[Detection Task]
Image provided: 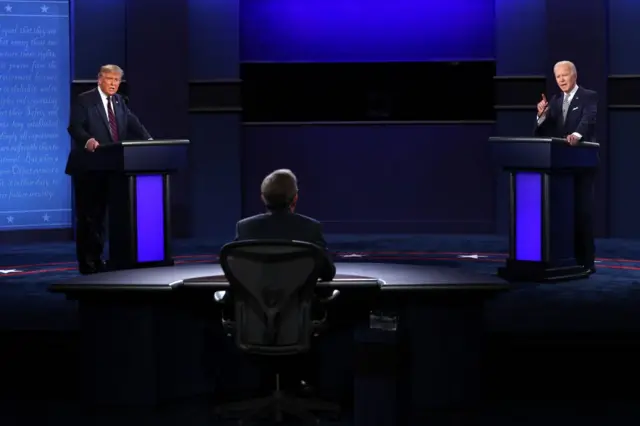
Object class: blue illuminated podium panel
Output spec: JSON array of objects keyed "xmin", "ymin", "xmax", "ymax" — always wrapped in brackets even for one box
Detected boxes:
[
  {"xmin": 92, "ymin": 140, "xmax": 189, "ymax": 270},
  {"xmin": 490, "ymin": 137, "xmax": 599, "ymax": 282}
]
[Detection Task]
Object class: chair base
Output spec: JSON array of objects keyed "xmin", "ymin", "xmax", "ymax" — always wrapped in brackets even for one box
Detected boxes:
[{"xmin": 216, "ymin": 390, "xmax": 340, "ymax": 425}]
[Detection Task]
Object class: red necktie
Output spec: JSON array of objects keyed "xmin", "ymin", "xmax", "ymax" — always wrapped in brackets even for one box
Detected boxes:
[{"xmin": 107, "ymin": 96, "xmax": 119, "ymax": 142}]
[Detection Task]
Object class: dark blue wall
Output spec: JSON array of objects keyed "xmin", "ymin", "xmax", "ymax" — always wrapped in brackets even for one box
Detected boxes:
[
  {"xmin": 71, "ymin": 0, "xmax": 640, "ymax": 239},
  {"xmin": 608, "ymin": 0, "xmax": 640, "ymax": 238},
  {"xmin": 242, "ymin": 124, "xmax": 495, "ymax": 233},
  {"xmin": 487, "ymin": 0, "xmax": 546, "ymax": 235},
  {"xmin": 186, "ymin": 0, "xmax": 241, "ymax": 242}
]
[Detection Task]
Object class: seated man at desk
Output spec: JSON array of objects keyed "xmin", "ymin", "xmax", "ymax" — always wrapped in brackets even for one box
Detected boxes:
[
  {"xmin": 235, "ymin": 168, "xmax": 336, "ymax": 281},
  {"xmin": 230, "ymin": 168, "xmax": 336, "ymax": 395}
]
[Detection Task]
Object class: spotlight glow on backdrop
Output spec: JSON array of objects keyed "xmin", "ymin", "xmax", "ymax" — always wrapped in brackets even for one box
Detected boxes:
[{"xmin": 241, "ymin": 0, "xmax": 495, "ymax": 62}]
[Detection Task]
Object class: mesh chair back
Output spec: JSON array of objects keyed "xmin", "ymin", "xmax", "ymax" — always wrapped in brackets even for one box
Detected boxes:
[{"xmin": 220, "ymin": 240, "xmax": 325, "ymax": 355}]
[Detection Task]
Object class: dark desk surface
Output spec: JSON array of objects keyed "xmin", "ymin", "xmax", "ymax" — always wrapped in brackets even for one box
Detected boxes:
[
  {"xmin": 183, "ymin": 270, "xmax": 380, "ymax": 289},
  {"xmin": 49, "ymin": 264, "xmax": 215, "ymax": 292},
  {"xmin": 49, "ymin": 262, "xmax": 509, "ymax": 294},
  {"xmin": 183, "ymin": 263, "xmax": 508, "ymax": 291}
]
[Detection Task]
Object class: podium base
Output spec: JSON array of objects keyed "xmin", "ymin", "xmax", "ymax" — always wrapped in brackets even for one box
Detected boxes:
[
  {"xmin": 498, "ymin": 261, "xmax": 590, "ymax": 282},
  {"xmin": 106, "ymin": 259, "xmax": 175, "ymax": 272}
]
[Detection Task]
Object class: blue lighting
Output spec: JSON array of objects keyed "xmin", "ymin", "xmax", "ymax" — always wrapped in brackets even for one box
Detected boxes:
[
  {"xmin": 135, "ymin": 175, "xmax": 165, "ymax": 263},
  {"xmin": 241, "ymin": 0, "xmax": 495, "ymax": 62},
  {"xmin": 515, "ymin": 172, "xmax": 542, "ymax": 262}
]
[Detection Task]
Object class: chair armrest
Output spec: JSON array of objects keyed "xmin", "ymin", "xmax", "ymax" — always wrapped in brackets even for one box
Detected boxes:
[
  {"xmin": 312, "ymin": 290, "xmax": 338, "ymax": 334},
  {"xmin": 214, "ymin": 291, "xmax": 234, "ymax": 335},
  {"xmin": 312, "ymin": 309, "xmax": 328, "ymax": 332},
  {"xmin": 317, "ymin": 289, "xmax": 340, "ymax": 304},
  {"xmin": 214, "ymin": 290, "xmax": 227, "ymax": 303}
]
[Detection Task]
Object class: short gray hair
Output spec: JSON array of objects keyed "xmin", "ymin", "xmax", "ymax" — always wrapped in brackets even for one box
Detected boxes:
[
  {"xmin": 98, "ymin": 64, "xmax": 124, "ymax": 78},
  {"xmin": 553, "ymin": 60, "xmax": 577, "ymax": 76},
  {"xmin": 261, "ymin": 169, "xmax": 298, "ymax": 209}
]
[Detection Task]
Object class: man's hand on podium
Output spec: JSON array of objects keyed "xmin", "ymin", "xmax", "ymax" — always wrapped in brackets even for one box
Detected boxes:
[
  {"xmin": 566, "ymin": 134, "xmax": 580, "ymax": 145},
  {"xmin": 85, "ymin": 138, "xmax": 100, "ymax": 152}
]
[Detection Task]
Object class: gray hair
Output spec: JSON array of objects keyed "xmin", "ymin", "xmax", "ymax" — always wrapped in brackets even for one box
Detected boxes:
[
  {"xmin": 261, "ymin": 169, "xmax": 298, "ymax": 209},
  {"xmin": 553, "ymin": 60, "xmax": 577, "ymax": 76},
  {"xmin": 98, "ymin": 64, "xmax": 124, "ymax": 78}
]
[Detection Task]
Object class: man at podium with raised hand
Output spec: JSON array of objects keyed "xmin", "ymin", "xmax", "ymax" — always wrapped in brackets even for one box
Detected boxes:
[
  {"xmin": 66, "ymin": 64, "xmax": 152, "ymax": 275},
  {"xmin": 534, "ymin": 60, "xmax": 598, "ymax": 274}
]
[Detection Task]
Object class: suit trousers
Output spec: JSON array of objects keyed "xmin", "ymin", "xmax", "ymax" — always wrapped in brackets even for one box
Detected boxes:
[
  {"xmin": 574, "ymin": 171, "xmax": 596, "ymax": 268},
  {"xmin": 73, "ymin": 173, "xmax": 109, "ymax": 267}
]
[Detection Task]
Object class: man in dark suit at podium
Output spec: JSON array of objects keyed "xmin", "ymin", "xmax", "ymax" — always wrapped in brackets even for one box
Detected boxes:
[
  {"xmin": 66, "ymin": 64, "xmax": 152, "ymax": 275},
  {"xmin": 534, "ymin": 60, "xmax": 598, "ymax": 273},
  {"xmin": 235, "ymin": 168, "xmax": 336, "ymax": 281}
]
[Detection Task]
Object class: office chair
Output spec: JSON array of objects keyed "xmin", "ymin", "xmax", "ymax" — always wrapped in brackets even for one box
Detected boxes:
[{"xmin": 214, "ymin": 239, "xmax": 341, "ymax": 425}]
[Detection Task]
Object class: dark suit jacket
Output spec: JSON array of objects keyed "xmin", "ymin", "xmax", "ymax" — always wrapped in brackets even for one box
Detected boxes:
[
  {"xmin": 235, "ymin": 210, "xmax": 336, "ymax": 282},
  {"xmin": 65, "ymin": 88, "xmax": 152, "ymax": 175},
  {"xmin": 534, "ymin": 86, "xmax": 598, "ymax": 142}
]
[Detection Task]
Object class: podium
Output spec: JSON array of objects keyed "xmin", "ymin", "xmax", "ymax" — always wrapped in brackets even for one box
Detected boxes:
[
  {"xmin": 490, "ymin": 137, "xmax": 600, "ymax": 281},
  {"xmin": 92, "ymin": 139, "xmax": 189, "ymax": 270}
]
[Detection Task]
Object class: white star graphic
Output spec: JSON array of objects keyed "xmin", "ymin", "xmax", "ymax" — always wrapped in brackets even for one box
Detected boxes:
[
  {"xmin": 6, "ymin": 216, "xmax": 13, "ymax": 224},
  {"xmin": 42, "ymin": 213, "xmax": 50, "ymax": 222},
  {"xmin": 4, "ymin": 4, "xmax": 12, "ymax": 12},
  {"xmin": 341, "ymin": 253, "xmax": 365, "ymax": 258},
  {"xmin": 0, "ymin": 269, "xmax": 20, "ymax": 274},
  {"xmin": 458, "ymin": 254, "xmax": 488, "ymax": 260},
  {"xmin": 40, "ymin": 4, "xmax": 48, "ymax": 13}
]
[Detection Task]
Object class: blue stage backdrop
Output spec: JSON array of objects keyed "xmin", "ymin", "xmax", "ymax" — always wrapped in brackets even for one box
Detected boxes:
[
  {"xmin": 609, "ymin": 0, "xmax": 640, "ymax": 74},
  {"xmin": 0, "ymin": 0, "xmax": 71, "ymax": 231},
  {"xmin": 240, "ymin": 0, "xmax": 495, "ymax": 62},
  {"xmin": 242, "ymin": 124, "xmax": 496, "ymax": 234}
]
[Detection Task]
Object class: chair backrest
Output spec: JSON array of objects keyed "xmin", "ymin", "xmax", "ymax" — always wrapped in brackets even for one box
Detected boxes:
[{"xmin": 219, "ymin": 239, "xmax": 325, "ymax": 355}]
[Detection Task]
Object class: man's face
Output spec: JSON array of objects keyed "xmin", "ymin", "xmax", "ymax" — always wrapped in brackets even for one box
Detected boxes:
[
  {"xmin": 98, "ymin": 72, "xmax": 121, "ymax": 96},
  {"xmin": 555, "ymin": 65, "xmax": 576, "ymax": 93}
]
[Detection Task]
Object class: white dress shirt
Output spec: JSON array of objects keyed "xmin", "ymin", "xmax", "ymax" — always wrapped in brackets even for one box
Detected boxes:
[
  {"xmin": 97, "ymin": 86, "xmax": 116, "ymax": 119},
  {"xmin": 86, "ymin": 86, "xmax": 117, "ymax": 148},
  {"xmin": 537, "ymin": 84, "xmax": 582, "ymax": 139}
]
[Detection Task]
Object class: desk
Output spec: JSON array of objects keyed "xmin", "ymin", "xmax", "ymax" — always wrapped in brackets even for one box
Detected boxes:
[
  {"xmin": 49, "ymin": 262, "xmax": 506, "ymax": 293},
  {"xmin": 180, "ymin": 262, "xmax": 506, "ymax": 292},
  {"xmin": 49, "ymin": 262, "xmax": 508, "ymax": 425},
  {"xmin": 182, "ymin": 270, "xmax": 381, "ymax": 290},
  {"xmin": 49, "ymin": 263, "xmax": 380, "ymax": 294}
]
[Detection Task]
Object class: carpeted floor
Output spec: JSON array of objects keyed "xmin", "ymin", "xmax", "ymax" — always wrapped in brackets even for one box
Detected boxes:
[{"xmin": 1, "ymin": 234, "xmax": 639, "ymax": 332}]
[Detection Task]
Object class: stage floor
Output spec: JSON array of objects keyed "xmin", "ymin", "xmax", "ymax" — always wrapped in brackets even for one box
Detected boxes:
[
  {"xmin": 2, "ymin": 235, "xmax": 640, "ymax": 426},
  {"xmin": 2, "ymin": 234, "xmax": 640, "ymax": 332}
]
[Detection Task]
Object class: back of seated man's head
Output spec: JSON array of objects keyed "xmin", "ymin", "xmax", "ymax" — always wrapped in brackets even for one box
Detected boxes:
[{"xmin": 261, "ymin": 169, "xmax": 299, "ymax": 212}]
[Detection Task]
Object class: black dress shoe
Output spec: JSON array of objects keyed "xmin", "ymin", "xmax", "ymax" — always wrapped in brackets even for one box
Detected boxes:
[
  {"xmin": 577, "ymin": 257, "xmax": 596, "ymax": 275},
  {"xmin": 297, "ymin": 380, "xmax": 316, "ymax": 397},
  {"xmin": 94, "ymin": 260, "xmax": 107, "ymax": 272},
  {"xmin": 78, "ymin": 259, "xmax": 106, "ymax": 275},
  {"xmin": 78, "ymin": 264, "xmax": 98, "ymax": 275}
]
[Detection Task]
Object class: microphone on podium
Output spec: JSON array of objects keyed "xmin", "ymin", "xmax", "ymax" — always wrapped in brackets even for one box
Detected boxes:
[{"xmin": 122, "ymin": 95, "xmax": 129, "ymax": 105}]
